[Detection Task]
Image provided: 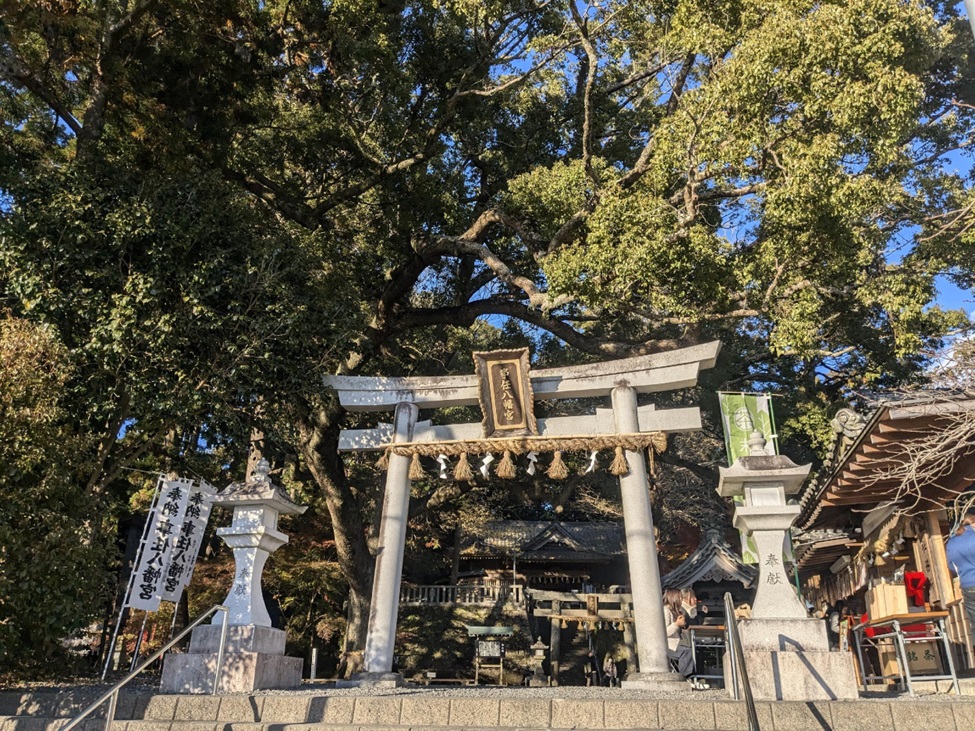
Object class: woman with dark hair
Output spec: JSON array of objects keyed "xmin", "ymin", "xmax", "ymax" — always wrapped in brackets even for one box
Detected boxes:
[
  {"xmin": 680, "ymin": 588, "xmax": 708, "ymax": 621},
  {"xmin": 663, "ymin": 588, "xmax": 694, "ymax": 678}
]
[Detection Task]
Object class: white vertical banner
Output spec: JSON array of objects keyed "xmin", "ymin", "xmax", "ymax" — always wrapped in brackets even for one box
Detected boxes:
[
  {"xmin": 160, "ymin": 480, "xmax": 216, "ymax": 603},
  {"xmin": 129, "ymin": 477, "xmax": 193, "ymax": 611}
]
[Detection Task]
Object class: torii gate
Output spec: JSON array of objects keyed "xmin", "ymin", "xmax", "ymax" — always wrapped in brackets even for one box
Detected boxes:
[{"xmin": 326, "ymin": 340, "xmax": 721, "ymax": 688}]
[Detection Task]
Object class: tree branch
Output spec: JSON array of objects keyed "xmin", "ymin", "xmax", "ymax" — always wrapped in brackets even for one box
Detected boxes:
[
  {"xmin": 570, "ymin": 3, "xmax": 598, "ymax": 185},
  {"xmin": 418, "ymin": 209, "xmax": 557, "ymax": 309},
  {"xmin": 0, "ymin": 51, "xmax": 83, "ymax": 136},
  {"xmin": 398, "ymin": 299, "xmax": 684, "ymax": 357}
]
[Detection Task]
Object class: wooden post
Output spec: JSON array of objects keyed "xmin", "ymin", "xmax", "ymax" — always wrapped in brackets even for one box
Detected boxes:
[
  {"xmin": 927, "ymin": 511, "xmax": 954, "ymax": 608},
  {"xmin": 622, "ymin": 600, "xmax": 637, "ymax": 672},
  {"xmin": 451, "ymin": 525, "xmax": 461, "ymax": 585},
  {"xmin": 550, "ymin": 599, "xmax": 561, "ymax": 685}
]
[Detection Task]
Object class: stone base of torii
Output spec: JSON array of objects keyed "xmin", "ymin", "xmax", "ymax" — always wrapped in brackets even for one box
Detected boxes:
[{"xmin": 327, "ymin": 342, "xmax": 722, "ymax": 689}]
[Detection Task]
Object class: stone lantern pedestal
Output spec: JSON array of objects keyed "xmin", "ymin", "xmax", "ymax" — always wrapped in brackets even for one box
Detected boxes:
[
  {"xmin": 717, "ymin": 434, "xmax": 857, "ymax": 701},
  {"xmin": 161, "ymin": 461, "xmax": 307, "ymax": 693},
  {"xmin": 528, "ymin": 638, "xmax": 549, "ymax": 687}
]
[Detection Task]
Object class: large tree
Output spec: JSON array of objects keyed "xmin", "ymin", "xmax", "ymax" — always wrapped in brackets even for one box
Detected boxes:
[{"xmin": 2, "ymin": 0, "xmax": 973, "ymax": 673}]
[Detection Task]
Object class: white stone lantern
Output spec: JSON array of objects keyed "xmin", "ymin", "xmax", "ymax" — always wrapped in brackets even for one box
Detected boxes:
[
  {"xmin": 161, "ymin": 459, "xmax": 307, "ymax": 693},
  {"xmin": 213, "ymin": 459, "xmax": 307, "ymax": 626},
  {"xmin": 717, "ymin": 431, "xmax": 809, "ymax": 619},
  {"xmin": 717, "ymin": 432, "xmax": 857, "ymax": 701}
]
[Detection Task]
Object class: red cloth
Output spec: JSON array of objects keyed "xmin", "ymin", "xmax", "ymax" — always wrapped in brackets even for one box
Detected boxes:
[
  {"xmin": 904, "ymin": 572, "xmax": 928, "ymax": 607},
  {"xmin": 861, "ymin": 613, "xmax": 887, "ymax": 637}
]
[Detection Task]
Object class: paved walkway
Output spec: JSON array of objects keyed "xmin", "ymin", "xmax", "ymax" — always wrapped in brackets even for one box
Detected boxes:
[{"xmin": 3, "ymin": 684, "xmax": 975, "ymax": 731}]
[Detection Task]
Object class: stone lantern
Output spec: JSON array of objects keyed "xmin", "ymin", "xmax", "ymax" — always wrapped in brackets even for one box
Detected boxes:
[
  {"xmin": 717, "ymin": 433, "xmax": 857, "ymax": 700},
  {"xmin": 717, "ymin": 431, "xmax": 809, "ymax": 620},
  {"xmin": 212, "ymin": 459, "xmax": 307, "ymax": 627},
  {"xmin": 161, "ymin": 460, "xmax": 307, "ymax": 693},
  {"xmin": 528, "ymin": 637, "xmax": 549, "ymax": 687}
]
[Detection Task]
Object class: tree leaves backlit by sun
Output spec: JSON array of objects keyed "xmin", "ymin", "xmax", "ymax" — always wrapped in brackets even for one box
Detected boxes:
[{"xmin": 1, "ymin": 0, "xmax": 973, "ymax": 674}]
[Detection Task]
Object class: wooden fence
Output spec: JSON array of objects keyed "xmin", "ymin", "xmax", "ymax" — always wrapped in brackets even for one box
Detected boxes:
[{"xmin": 400, "ymin": 582, "xmax": 524, "ymax": 606}]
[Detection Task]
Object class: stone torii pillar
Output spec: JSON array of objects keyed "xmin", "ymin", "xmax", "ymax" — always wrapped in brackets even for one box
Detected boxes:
[
  {"xmin": 613, "ymin": 385, "xmax": 675, "ymax": 686},
  {"xmin": 327, "ymin": 341, "xmax": 722, "ymax": 688},
  {"xmin": 348, "ymin": 401, "xmax": 418, "ymax": 686}
]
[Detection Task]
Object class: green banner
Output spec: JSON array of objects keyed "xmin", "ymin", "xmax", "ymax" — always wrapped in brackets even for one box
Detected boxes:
[
  {"xmin": 718, "ymin": 392, "xmax": 781, "ymax": 565},
  {"xmin": 718, "ymin": 392, "xmax": 778, "ymax": 464}
]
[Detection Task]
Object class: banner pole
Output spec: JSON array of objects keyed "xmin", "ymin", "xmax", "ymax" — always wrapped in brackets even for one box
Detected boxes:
[
  {"xmin": 766, "ymin": 391, "xmax": 780, "ymax": 454},
  {"xmin": 101, "ymin": 475, "xmax": 164, "ymax": 680},
  {"xmin": 129, "ymin": 611, "xmax": 150, "ymax": 672}
]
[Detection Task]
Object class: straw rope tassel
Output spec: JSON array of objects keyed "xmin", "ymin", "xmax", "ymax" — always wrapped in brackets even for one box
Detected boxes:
[
  {"xmin": 648, "ymin": 431, "xmax": 666, "ymax": 478},
  {"xmin": 375, "ymin": 449, "xmax": 390, "ymax": 471},
  {"xmin": 610, "ymin": 445, "xmax": 629, "ymax": 476},
  {"xmin": 497, "ymin": 450, "xmax": 516, "ymax": 479},
  {"xmin": 409, "ymin": 452, "xmax": 425, "ymax": 480},
  {"xmin": 453, "ymin": 452, "xmax": 474, "ymax": 482},
  {"xmin": 547, "ymin": 451, "xmax": 569, "ymax": 480}
]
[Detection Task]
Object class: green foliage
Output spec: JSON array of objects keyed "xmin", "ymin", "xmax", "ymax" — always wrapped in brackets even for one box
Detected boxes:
[
  {"xmin": 1, "ymin": 0, "xmax": 973, "ymax": 675},
  {"xmin": 0, "ymin": 316, "xmax": 111, "ymax": 675}
]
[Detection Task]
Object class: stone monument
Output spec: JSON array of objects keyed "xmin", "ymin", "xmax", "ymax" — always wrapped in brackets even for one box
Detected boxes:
[
  {"xmin": 717, "ymin": 432, "xmax": 858, "ymax": 700},
  {"xmin": 161, "ymin": 460, "xmax": 307, "ymax": 693}
]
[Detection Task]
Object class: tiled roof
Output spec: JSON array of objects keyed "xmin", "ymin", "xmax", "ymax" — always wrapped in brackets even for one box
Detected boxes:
[
  {"xmin": 796, "ymin": 393, "xmax": 975, "ymax": 530},
  {"xmin": 459, "ymin": 521, "xmax": 625, "ymax": 558},
  {"xmin": 660, "ymin": 529, "xmax": 756, "ymax": 589}
]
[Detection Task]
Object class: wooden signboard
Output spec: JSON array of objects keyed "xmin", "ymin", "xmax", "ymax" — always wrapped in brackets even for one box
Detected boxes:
[{"xmin": 473, "ymin": 348, "xmax": 537, "ymax": 438}]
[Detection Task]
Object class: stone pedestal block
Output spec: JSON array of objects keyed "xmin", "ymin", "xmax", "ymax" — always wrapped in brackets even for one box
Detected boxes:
[
  {"xmin": 161, "ymin": 624, "xmax": 302, "ymax": 694},
  {"xmin": 188, "ymin": 624, "xmax": 286, "ymax": 654},
  {"xmin": 335, "ymin": 672, "xmax": 407, "ymax": 688},
  {"xmin": 737, "ymin": 618, "xmax": 830, "ymax": 652},
  {"xmin": 160, "ymin": 648, "xmax": 302, "ymax": 694},
  {"xmin": 620, "ymin": 670, "xmax": 687, "ymax": 690},
  {"xmin": 724, "ymin": 648, "xmax": 859, "ymax": 700}
]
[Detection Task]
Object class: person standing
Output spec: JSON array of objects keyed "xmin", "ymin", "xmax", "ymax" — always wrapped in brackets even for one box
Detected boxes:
[
  {"xmin": 663, "ymin": 588, "xmax": 694, "ymax": 678},
  {"xmin": 602, "ymin": 653, "xmax": 617, "ymax": 687},
  {"xmin": 947, "ymin": 507, "xmax": 975, "ymax": 652},
  {"xmin": 826, "ymin": 601, "xmax": 846, "ymax": 651}
]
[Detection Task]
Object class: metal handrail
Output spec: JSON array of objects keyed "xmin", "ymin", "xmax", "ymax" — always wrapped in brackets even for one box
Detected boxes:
[
  {"xmin": 65, "ymin": 605, "xmax": 229, "ymax": 731},
  {"xmin": 724, "ymin": 592, "xmax": 759, "ymax": 731}
]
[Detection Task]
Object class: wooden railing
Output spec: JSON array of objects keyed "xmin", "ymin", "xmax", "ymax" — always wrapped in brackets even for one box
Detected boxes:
[{"xmin": 400, "ymin": 582, "xmax": 524, "ymax": 606}]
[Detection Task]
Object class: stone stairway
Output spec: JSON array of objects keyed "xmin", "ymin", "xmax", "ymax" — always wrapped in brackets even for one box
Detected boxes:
[{"xmin": 2, "ymin": 687, "xmax": 974, "ymax": 731}]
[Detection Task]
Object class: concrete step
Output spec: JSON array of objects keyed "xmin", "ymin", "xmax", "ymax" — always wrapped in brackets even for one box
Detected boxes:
[
  {"xmin": 3, "ymin": 689, "xmax": 975, "ymax": 731},
  {"xmin": 3, "ymin": 725, "xmax": 733, "ymax": 731}
]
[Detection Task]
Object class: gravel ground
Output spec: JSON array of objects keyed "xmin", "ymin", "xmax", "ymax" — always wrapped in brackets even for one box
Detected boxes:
[{"xmin": 4, "ymin": 679, "xmax": 969, "ymax": 701}]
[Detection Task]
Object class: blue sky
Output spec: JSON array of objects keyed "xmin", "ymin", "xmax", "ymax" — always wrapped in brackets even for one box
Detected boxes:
[{"xmin": 936, "ymin": 276, "xmax": 974, "ymax": 317}]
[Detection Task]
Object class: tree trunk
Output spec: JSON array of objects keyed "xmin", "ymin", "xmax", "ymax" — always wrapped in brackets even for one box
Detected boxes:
[
  {"xmin": 342, "ymin": 586, "xmax": 371, "ymax": 676},
  {"xmin": 295, "ymin": 397, "xmax": 375, "ymax": 678}
]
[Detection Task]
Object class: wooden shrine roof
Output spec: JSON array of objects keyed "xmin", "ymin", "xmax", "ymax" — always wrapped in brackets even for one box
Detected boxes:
[
  {"xmin": 459, "ymin": 521, "xmax": 625, "ymax": 561},
  {"xmin": 796, "ymin": 394, "xmax": 975, "ymax": 532},
  {"xmin": 792, "ymin": 529, "xmax": 863, "ymax": 577},
  {"xmin": 660, "ymin": 529, "xmax": 756, "ymax": 589}
]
